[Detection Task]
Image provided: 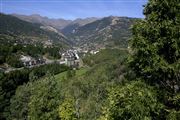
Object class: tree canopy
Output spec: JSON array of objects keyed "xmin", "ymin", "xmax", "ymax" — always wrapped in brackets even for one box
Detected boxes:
[
  {"xmin": 128, "ymin": 0, "xmax": 180, "ymax": 93},
  {"xmin": 99, "ymin": 81, "xmax": 164, "ymax": 120}
]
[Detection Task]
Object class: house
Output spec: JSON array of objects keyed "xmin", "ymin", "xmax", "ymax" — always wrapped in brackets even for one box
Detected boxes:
[
  {"xmin": 61, "ymin": 50, "xmax": 80, "ymax": 67},
  {"xmin": 20, "ymin": 55, "xmax": 45, "ymax": 67},
  {"xmin": 90, "ymin": 50, "xmax": 99, "ymax": 54},
  {"xmin": 20, "ymin": 55, "xmax": 33, "ymax": 66}
]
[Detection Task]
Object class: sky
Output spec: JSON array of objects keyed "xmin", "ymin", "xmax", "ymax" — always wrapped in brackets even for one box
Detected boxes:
[{"xmin": 1, "ymin": 0, "xmax": 148, "ymax": 20}]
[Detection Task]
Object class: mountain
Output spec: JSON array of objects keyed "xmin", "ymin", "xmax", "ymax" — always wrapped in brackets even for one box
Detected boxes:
[
  {"xmin": 72, "ymin": 17, "xmax": 100, "ymax": 26},
  {"xmin": 65, "ymin": 16, "xmax": 137, "ymax": 48},
  {"xmin": 12, "ymin": 14, "xmax": 99, "ymax": 30},
  {"xmin": 0, "ymin": 13, "xmax": 70, "ymax": 46},
  {"xmin": 61, "ymin": 17, "xmax": 100, "ymax": 35},
  {"xmin": 12, "ymin": 14, "xmax": 72, "ymax": 29},
  {"xmin": 9, "ymin": 13, "xmax": 137, "ymax": 48},
  {"xmin": 61, "ymin": 23, "xmax": 80, "ymax": 36}
]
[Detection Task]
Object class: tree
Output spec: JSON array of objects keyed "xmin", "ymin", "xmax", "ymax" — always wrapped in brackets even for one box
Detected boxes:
[
  {"xmin": 166, "ymin": 94, "xmax": 180, "ymax": 120},
  {"xmin": 66, "ymin": 70, "xmax": 76, "ymax": 79},
  {"xmin": 167, "ymin": 110, "xmax": 180, "ymax": 120},
  {"xmin": 128, "ymin": 0, "xmax": 180, "ymax": 93},
  {"xmin": 99, "ymin": 81, "xmax": 164, "ymax": 120},
  {"xmin": 6, "ymin": 55, "xmax": 23, "ymax": 68},
  {"xmin": 8, "ymin": 83, "xmax": 32, "ymax": 120},
  {"xmin": 59, "ymin": 97, "xmax": 77, "ymax": 120},
  {"xmin": 28, "ymin": 75, "xmax": 61, "ymax": 120}
]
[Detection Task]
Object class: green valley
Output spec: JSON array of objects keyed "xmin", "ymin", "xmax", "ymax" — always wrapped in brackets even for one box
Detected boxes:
[{"xmin": 0, "ymin": 0, "xmax": 180, "ymax": 119}]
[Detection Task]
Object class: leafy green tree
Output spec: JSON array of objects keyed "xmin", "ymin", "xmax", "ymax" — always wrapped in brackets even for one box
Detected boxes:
[
  {"xmin": 59, "ymin": 97, "xmax": 78, "ymax": 120},
  {"xmin": 167, "ymin": 110, "xmax": 180, "ymax": 120},
  {"xmin": 28, "ymin": 75, "xmax": 61, "ymax": 120},
  {"xmin": 1, "ymin": 63, "xmax": 69, "ymax": 119},
  {"xmin": 100, "ymin": 81, "xmax": 164, "ymax": 120},
  {"xmin": 128, "ymin": 0, "xmax": 180, "ymax": 93},
  {"xmin": 166, "ymin": 94, "xmax": 180, "ymax": 120},
  {"xmin": 0, "ymin": 69, "xmax": 30, "ymax": 119},
  {"xmin": 6, "ymin": 55, "xmax": 23, "ymax": 68},
  {"xmin": 8, "ymin": 83, "xmax": 32, "ymax": 120}
]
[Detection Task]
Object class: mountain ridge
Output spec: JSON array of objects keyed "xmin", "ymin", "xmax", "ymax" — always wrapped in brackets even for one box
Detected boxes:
[
  {"xmin": 64, "ymin": 16, "xmax": 138, "ymax": 48},
  {"xmin": 0, "ymin": 13, "xmax": 70, "ymax": 46},
  {"xmin": 5, "ymin": 13, "xmax": 138, "ymax": 48},
  {"xmin": 11, "ymin": 13, "xmax": 100, "ymax": 30}
]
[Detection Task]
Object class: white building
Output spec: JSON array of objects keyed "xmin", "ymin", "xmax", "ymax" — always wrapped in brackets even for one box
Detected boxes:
[{"xmin": 61, "ymin": 50, "xmax": 80, "ymax": 67}]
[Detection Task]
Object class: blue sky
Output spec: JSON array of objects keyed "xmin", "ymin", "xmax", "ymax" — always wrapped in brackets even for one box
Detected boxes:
[{"xmin": 1, "ymin": 0, "xmax": 148, "ymax": 20}]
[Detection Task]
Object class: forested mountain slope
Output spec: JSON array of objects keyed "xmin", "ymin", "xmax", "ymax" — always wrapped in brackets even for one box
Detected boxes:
[
  {"xmin": 64, "ymin": 16, "xmax": 137, "ymax": 47},
  {"xmin": 0, "ymin": 13, "xmax": 70, "ymax": 45}
]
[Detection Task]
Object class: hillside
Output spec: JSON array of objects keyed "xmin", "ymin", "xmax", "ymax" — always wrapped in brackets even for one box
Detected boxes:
[
  {"xmin": 0, "ymin": 13, "xmax": 70, "ymax": 45},
  {"xmin": 2, "ymin": 49, "xmax": 129, "ymax": 120},
  {"xmin": 64, "ymin": 16, "xmax": 137, "ymax": 48}
]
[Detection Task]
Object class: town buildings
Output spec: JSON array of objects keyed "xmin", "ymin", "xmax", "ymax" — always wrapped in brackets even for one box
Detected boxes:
[
  {"xmin": 20, "ymin": 55, "xmax": 45, "ymax": 67},
  {"xmin": 61, "ymin": 50, "xmax": 80, "ymax": 67}
]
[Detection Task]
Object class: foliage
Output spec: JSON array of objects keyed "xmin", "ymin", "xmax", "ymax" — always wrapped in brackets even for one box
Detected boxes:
[
  {"xmin": 6, "ymin": 49, "xmax": 128, "ymax": 120},
  {"xmin": 66, "ymin": 70, "xmax": 76, "ymax": 79},
  {"xmin": 83, "ymin": 49, "xmax": 128, "ymax": 66},
  {"xmin": 0, "ymin": 63, "xmax": 69, "ymax": 119},
  {"xmin": 59, "ymin": 97, "xmax": 78, "ymax": 120},
  {"xmin": 6, "ymin": 55, "xmax": 23, "ymax": 68},
  {"xmin": 167, "ymin": 110, "xmax": 180, "ymax": 120},
  {"xmin": 28, "ymin": 75, "xmax": 61, "ymax": 120},
  {"xmin": 126, "ymin": 0, "xmax": 180, "ymax": 119},
  {"xmin": 56, "ymin": 49, "xmax": 129, "ymax": 119},
  {"xmin": 165, "ymin": 94, "xmax": 180, "ymax": 120},
  {"xmin": 170, "ymin": 94, "xmax": 180, "ymax": 109},
  {"xmin": 100, "ymin": 81, "xmax": 164, "ymax": 120},
  {"xmin": 8, "ymin": 74, "xmax": 62, "ymax": 120},
  {"xmin": 8, "ymin": 83, "xmax": 33, "ymax": 120},
  {"xmin": 128, "ymin": 0, "xmax": 180, "ymax": 93}
]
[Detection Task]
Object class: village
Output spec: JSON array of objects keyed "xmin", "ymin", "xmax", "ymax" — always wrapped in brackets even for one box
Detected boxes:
[
  {"xmin": 20, "ymin": 47, "xmax": 100, "ymax": 67},
  {"xmin": 1, "ymin": 46, "xmax": 101, "ymax": 73},
  {"xmin": 19, "ymin": 49, "xmax": 81, "ymax": 68}
]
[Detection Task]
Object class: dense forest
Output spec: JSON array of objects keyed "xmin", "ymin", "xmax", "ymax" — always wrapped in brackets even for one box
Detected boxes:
[
  {"xmin": 0, "ymin": 0, "xmax": 180, "ymax": 119},
  {"xmin": 0, "ymin": 63, "xmax": 70, "ymax": 119}
]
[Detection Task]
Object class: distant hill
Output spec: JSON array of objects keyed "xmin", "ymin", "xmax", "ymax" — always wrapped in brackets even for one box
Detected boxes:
[
  {"xmin": 0, "ymin": 13, "xmax": 70, "ymax": 46},
  {"xmin": 12, "ymin": 14, "xmax": 99, "ymax": 30},
  {"xmin": 64, "ymin": 16, "xmax": 137, "ymax": 48}
]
